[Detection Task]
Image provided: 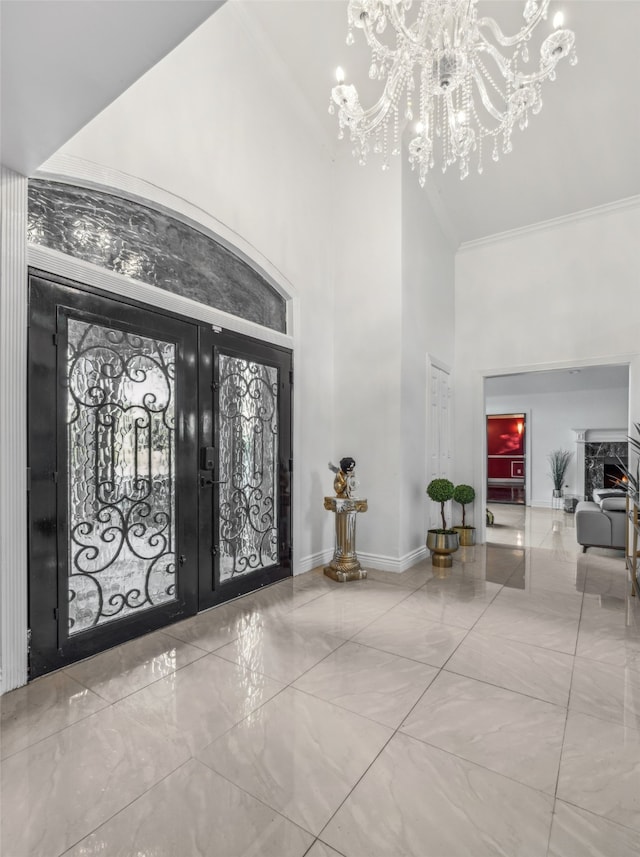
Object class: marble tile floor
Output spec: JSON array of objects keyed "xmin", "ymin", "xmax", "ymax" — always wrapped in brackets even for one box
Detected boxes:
[
  {"xmin": 2, "ymin": 538, "xmax": 640, "ymax": 856},
  {"xmin": 486, "ymin": 502, "xmax": 586, "ymax": 555}
]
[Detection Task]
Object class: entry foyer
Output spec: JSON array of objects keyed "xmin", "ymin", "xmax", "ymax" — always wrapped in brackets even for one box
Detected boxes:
[
  {"xmin": 2, "ymin": 2, "xmax": 640, "ymax": 855},
  {"xmin": 3, "ymin": 536, "xmax": 639, "ymax": 855}
]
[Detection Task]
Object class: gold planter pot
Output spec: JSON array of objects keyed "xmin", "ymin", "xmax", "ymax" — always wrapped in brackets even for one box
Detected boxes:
[
  {"xmin": 453, "ymin": 526, "xmax": 476, "ymax": 547},
  {"xmin": 426, "ymin": 530, "xmax": 459, "ymax": 568}
]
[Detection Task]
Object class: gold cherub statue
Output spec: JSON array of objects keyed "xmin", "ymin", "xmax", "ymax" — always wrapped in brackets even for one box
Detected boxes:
[{"xmin": 328, "ymin": 457, "xmax": 357, "ymax": 499}]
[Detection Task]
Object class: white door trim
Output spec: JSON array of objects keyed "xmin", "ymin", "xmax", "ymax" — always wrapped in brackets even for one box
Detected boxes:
[
  {"xmin": 0, "ymin": 167, "xmax": 28, "ymax": 693},
  {"xmin": 1, "ymin": 163, "xmax": 300, "ymax": 692}
]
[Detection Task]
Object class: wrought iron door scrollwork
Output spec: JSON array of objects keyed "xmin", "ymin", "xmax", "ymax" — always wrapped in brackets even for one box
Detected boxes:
[
  {"xmin": 218, "ymin": 355, "xmax": 279, "ymax": 581},
  {"xmin": 66, "ymin": 318, "xmax": 177, "ymax": 634}
]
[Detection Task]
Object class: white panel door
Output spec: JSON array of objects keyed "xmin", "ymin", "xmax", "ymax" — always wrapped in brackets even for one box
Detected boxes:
[{"xmin": 427, "ymin": 364, "xmax": 452, "ymax": 530}]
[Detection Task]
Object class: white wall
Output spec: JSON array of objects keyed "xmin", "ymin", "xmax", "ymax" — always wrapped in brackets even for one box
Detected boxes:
[
  {"xmin": 48, "ymin": 0, "xmax": 457, "ymax": 571},
  {"xmin": 331, "ymin": 149, "xmax": 403, "ymax": 563},
  {"xmin": 486, "ymin": 386, "xmax": 629, "ymax": 506},
  {"xmin": 51, "ymin": 2, "xmax": 339, "ymax": 569},
  {"xmin": 44, "ymin": 0, "xmax": 451, "ymax": 571},
  {"xmin": 454, "ymin": 200, "xmax": 640, "ymax": 536},
  {"xmin": 319, "ymin": 142, "xmax": 458, "ymax": 569},
  {"xmin": 400, "ymin": 164, "xmax": 456, "ymax": 556}
]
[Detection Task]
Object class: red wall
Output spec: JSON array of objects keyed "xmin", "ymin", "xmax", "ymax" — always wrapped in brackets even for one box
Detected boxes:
[{"xmin": 487, "ymin": 416, "xmax": 525, "ymax": 480}]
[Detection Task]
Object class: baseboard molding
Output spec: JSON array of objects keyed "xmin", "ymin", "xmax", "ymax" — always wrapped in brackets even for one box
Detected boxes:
[
  {"xmin": 357, "ymin": 545, "xmax": 429, "ymax": 573},
  {"xmin": 295, "ymin": 549, "xmax": 333, "ymax": 575},
  {"xmin": 295, "ymin": 544, "xmax": 428, "ymax": 575}
]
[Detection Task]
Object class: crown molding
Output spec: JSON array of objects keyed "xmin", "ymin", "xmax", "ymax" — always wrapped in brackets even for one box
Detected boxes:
[{"xmin": 458, "ymin": 194, "xmax": 640, "ymax": 253}]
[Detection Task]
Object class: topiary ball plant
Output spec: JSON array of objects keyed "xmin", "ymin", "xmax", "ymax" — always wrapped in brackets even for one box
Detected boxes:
[
  {"xmin": 453, "ymin": 484, "xmax": 476, "ymax": 527},
  {"xmin": 426, "ymin": 478, "xmax": 455, "ymax": 531}
]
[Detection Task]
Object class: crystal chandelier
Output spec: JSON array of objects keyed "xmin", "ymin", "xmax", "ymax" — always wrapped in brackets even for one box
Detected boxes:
[{"xmin": 329, "ymin": 0, "xmax": 576, "ymax": 183}]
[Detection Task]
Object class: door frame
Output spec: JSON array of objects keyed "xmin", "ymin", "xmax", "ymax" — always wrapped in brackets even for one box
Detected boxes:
[
  {"xmin": 486, "ymin": 413, "xmax": 527, "ymax": 505},
  {"xmin": 27, "ymin": 265, "xmax": 294, "ymax": 678},
  {"xmin": 28, "ymin": 271, "xmax": 201, "ymax": 676},
  {"xmin": 426, "ymin": 355, "xmax": 453, "ymax": 530},
  {"xmin": 1, "ymin": 167, "xmax": 298, "ymax": 693},
  {"xmin": 198, "ymin": 328, "xmax": 293, "ymax": 610}
]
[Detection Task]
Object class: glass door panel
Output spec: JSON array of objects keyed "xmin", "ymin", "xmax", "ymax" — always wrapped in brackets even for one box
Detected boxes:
[
  {"xmin": 28, "ymin": 271, "xmax": 198, "ymax": 678},
  {"xmin": 66, "ymin": 318, "xmax": 177, "ymax": 634},
  {"xmin": 27, "ymin": 270, "xmax": 291, "ymax": 677},
  {"xmin": 198, "ymin": 331, "xmax": 292, "ymax": 609},
  {"xmin": 218, "ymin": 355, "xmax": 279, "ymax": 581}
]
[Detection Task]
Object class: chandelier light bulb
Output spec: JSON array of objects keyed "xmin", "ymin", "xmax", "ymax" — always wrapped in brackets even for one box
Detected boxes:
[{"xmin": 329, "ymin": 0, "xmax": 576, "ymax": 183}]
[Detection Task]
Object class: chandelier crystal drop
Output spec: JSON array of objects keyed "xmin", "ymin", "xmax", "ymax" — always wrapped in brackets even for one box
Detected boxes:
[{"xmin": 329, "ymin": 0, "xmax": 576, "ymax": 184}]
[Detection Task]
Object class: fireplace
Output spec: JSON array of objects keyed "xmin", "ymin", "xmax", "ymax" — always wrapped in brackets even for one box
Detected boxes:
[
  {"xmin": 584, "ymin": 441, "xmax": 627, "ymax": 498},
  {"xmin": 603, "ymin": 460, "xmax": 627, "ymax": 489}
]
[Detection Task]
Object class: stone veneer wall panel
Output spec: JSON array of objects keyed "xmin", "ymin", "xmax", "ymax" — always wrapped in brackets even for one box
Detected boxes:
[{"xmin": 584, "ymin": 441, "xmax": 628, "ymax": 499}]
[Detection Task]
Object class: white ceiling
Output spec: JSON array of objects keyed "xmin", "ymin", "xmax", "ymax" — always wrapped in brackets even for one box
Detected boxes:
[
  {"xmin": 2, "ymin": 1, "xmax": 639, "ymax": 245},
  {"xmin": 246, "ymin": 0, "xmax": 640, "ymax": 244},
  {"xmin": 485, "ymin": 363, "xmax": 630, "ymax": 397},
  {"xmin": 0, "ymin": 0, "xmax": 222, "ymax": 175}
]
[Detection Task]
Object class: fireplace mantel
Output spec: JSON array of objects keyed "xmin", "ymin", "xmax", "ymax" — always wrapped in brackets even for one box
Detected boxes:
[{"xmin": 573, "ymin": 428, "xmax": 627, "ymax": 443}]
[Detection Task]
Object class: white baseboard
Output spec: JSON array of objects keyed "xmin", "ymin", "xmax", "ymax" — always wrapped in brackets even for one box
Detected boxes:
[
  {"xmin": 350, "ymin": 545, "xmax": 428, "ymax": 574},
  {"xmin": 295, "ymin": 545, "xmax": 428, "ymax": 575},
  {"xmin": 354, "ymin": 545, "xmax": 429, "ymax": 573},
  {"xmin": 295, "ymin": 549, "xmax": 333, "ymax": 575}
]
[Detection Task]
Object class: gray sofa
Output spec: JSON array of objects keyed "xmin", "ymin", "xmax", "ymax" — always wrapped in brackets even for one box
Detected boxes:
[{"xmin": 575, "ymin": 489, "xmax": 627, "ymax": 552}]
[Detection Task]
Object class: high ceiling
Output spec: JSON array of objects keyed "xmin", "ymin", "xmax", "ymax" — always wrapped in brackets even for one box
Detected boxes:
[
  {"xmin": 485, "ymin": 364, "xmax": 630, "ymax": 397},
  {"xmin": 0, "ymin": 0, "xmax": 222, "ymax": 175},
  {"xmin": 2, "ymin": 1, "xmax": 639, "ymax": 245},
  {"xmin": 247, "ymin": 0, "xmax": 640, "ymax": 244}
]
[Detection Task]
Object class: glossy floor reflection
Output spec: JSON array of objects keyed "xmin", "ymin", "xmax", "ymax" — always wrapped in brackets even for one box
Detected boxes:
[
  {"xmin": 487, "ymin": 501, "xmax": 583, "ymax": 555},
  {"xmin": 2, "ymin": 514, "xmax": 640, "ymax": 856}
]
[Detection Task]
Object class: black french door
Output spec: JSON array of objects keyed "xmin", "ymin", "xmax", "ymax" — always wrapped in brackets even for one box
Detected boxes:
[
  {"xmin": 198, "ymin": 330, "xmax": 293, "ymax": 610},
  {"xmin": 28, "ymin": 270, "xmax": 292, "ymax": 678}
]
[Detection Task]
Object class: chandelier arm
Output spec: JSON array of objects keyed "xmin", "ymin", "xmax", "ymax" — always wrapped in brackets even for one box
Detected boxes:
[
  {"xmin": 471, "ymin": 69, "xmax": 507, "ymax": 123},
  {"xmin": 356, "ymin": 3, "xmax": 428, "ymax": 64},
  {"xmin": 352, "ymin": 98, "xmax": 395, "ymax": 135},
  {"xmin": 476, "ymin": 0, "xmax": 551, "ymax": 48},
  {"xmin": 452, "ymin": 1, "xmax": 478, "ymax": 49},
  {"xmin": 474, "ymin": 41, "xmax": 513, "ymax": 79},
  {"xmin": 476, "ymin": 42, "xmax": 562, "ymax": 87},
  {"xmin": 386, "ymin": 0, "xmax": 430, "ymax": 47},
  {"xmin": 359, "ymin": 15, "xmax": 395, "ymax": 59},
  {"xmin": 346, "ymin": 67, "xmax": 406, "ymax": 134},
  {"xmin": 355, "ymin": 2, "xmax": 422, "ymax": 61}
]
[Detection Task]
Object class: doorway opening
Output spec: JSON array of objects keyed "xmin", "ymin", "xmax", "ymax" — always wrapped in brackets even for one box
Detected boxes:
[
  {"xmin": 487, "ymin": 414, "xmax": 526, "ymax": 504},
  {"xmin": 27, "ymin": 269, "xmax": 293, "ymax": 678},
  {"xmin": 484, "ymin": 363, "xmax": 630, "ymax": 548}
]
